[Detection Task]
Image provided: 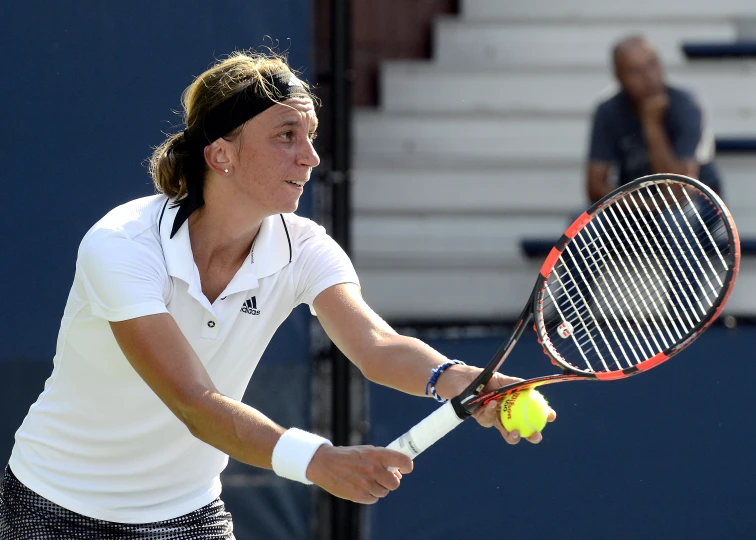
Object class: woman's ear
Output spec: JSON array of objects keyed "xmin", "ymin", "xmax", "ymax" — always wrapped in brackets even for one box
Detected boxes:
[{"xmin": 204, "ymin": 139, "xmax": 234, "ymax": 176}]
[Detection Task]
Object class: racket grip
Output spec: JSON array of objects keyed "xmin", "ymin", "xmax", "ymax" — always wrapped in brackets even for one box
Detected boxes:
[{"xmin": 385, "ymin": 401, "xmax": 465, "ymax": 462}]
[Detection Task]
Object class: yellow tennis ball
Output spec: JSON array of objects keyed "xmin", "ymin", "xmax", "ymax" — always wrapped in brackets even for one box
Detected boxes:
[{"xmin": 499, "ymin": 389, "xmax": 550, "ymax": 438}]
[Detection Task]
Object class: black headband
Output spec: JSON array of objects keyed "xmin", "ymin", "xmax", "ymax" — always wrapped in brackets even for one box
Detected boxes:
[
  {"xmin": 170, "ymin": 70, "xmax": 310, "ymax": 238},
  {"xmin": 183, "ymin": 70, "xmax": 310, "ymax": 149}
]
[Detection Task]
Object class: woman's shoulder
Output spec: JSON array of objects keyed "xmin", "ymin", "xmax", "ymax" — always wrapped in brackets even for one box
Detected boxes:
[
  {"xmin": 279, "ymin": 213, "xmax": 350, "ymax": 264},
  {"xmin": 80, "ymin": 195, "xmax": 168, "ymax": 253},
  {"xmin": 280, "ymin": 213, "xmax": 329, "ymax": 243}
]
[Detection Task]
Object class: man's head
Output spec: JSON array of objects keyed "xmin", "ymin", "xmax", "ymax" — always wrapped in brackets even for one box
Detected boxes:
[{"xmin": 612, "ymin": 36, "xmax": 665, "ymax": 103}]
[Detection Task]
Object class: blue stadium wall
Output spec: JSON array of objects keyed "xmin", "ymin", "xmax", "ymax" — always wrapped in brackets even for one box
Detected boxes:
[
  {"xmin": 369, "ymin": 324, "xmax": 756, "ymax": 539},
  {"xmin": 0, "ymin": 2, "xmax": 314, "ymax": 538}
]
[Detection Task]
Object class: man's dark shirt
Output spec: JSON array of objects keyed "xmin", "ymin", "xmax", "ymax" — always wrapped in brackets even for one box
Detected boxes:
[{"xmin": 588, "ymin": 85, "xmax": 722, "ymax": 194}]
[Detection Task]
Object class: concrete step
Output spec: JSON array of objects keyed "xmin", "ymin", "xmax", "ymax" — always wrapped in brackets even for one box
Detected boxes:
[
  {"xmin": 353, "ymin": 111, "xmax": 756, "ymax": 164},
  {"xmin": 357, "ymin": 265, "xmax": 539, "ymax": 320},
  {"xmin": 352, "ymin": 215, "xmax": 569, "ymax": 268},
  {"xmin": 434, "ymin": 18, "xmax": 736, "ymax": 67},
  {"xmin": 353, "ymin": 165, "xmax": 585, "ymax": 214},
  {"xmin": 354, "ymin": 112, "xmax": 590, "ymax": 161},
  {"xmin": 352, "ymin": 206, "xmax": 756, "ymax": 270},
  {"xmin": 380, "ymin": 61, "xmax": 756, "ymax": 121},
  {"xmin": 356, "ymin": 261, "xmax": 756, "ymax": 320},
  {"xmin": 461, "ymin": 0, "xmax": 756, "ymax": 21},
  {"xmin": 352, "ymin": 155, "xmax": 756, "ymax": 215}
]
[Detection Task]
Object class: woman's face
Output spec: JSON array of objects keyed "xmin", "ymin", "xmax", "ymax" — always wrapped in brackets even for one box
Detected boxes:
[{"xmin": 229, "ymin": 97, "xmax": 320, "ymax": 216}]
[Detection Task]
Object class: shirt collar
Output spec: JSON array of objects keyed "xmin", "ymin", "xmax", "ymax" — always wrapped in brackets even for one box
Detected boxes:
[
  {"xmin": 158, "ymin": 198, "xmax": 293, "ymax": 286},
  {"xmin": 253, "ymin": 213, "xmax": 293, "ymax": 279},
  {"xmin": 159, "ymin": 199, "xmax": 194, "ymax": 285}
]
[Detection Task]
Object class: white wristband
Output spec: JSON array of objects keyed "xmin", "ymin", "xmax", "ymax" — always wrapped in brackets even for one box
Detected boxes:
[{"xmin": 271, "ymin": 428, "xmax": 332, "ymax": 485}]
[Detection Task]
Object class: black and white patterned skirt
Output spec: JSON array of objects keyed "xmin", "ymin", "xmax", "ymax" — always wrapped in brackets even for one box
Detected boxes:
[{"xmin": 0, "ymin": 467, "xmax": 235, "ymax": 539}]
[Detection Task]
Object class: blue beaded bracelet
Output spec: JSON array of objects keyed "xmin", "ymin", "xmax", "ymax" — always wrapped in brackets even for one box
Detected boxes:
[{"xmin": 425, "ymin": 360, "xmax": 466, "ymax": 403}]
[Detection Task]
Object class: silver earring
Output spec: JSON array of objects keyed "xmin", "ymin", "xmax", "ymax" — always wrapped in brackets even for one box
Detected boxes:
[{"xmin": 224, "ymin": 169, "xmax": 229, "ymax": 174}]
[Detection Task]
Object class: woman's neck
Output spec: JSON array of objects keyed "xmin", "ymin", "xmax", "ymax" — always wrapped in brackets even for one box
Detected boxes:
[{"xmin": 189, "ymin": 206, "xmax": 261, "ymax": 266}]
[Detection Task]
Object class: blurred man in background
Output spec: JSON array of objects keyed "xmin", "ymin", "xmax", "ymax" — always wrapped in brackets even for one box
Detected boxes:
[{"xmin": 586, "ymin": 36, "xmax": 722, "ymax": 202}]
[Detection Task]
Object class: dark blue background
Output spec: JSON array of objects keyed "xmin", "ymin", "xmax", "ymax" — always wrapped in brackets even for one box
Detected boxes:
[
  {"xmin": 1, "ymin": 2, "xmax": 314, "ymax": 538},
  {"xmin": 1, "ymin": 1, "xmax": 313, "ymax": 362},
  {"xmin": 370, "ymin": 325, "xmax": 756, "ymax": 539}
]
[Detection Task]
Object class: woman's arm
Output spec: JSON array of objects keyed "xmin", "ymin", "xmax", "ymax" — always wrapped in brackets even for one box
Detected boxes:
[
  {"xmin": 312, "ymin": 283, "xmax": 553, "ymax": 444},
  {"xmin": 110, "ymin": 314, "xmax": 283, "ymax": 467},
  {"xmin": 110, "ymin": 313, "xmax": 411, "ymax": 503},
  {"xmin": 312, "ymin": 283, "xmax": 465, "ymax": 398}
]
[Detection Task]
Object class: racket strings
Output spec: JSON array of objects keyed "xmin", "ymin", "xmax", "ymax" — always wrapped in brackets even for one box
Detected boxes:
[
  {"xmin": 562, "ymin": 229, "xmax": 659, "ymax": 366},
  {"xmin": 566, "ymin": 233, "xmax": 647, "ymax": 364},
  {"xmin": 553, "ymin": 209, "xmax": 724, "ymax": 365},
  {"xmin": 646, "ymin": 185, "xmax": 723, "ymax": 299},
  {"xmin": 612, "ymin": 198, "xmax": 690, "ymax": 338},
  {"xmin": 623, "ymin": 190, "xmax": 718, "ymax": 317},
  {"xmin": 600, "ymin": 206, "xmax": 675, "ymax": 350},
  {"xmin": 551, "ymin": 213, "xmax": 724, "ymax": 334},
  {"xmin": 539, "ymin": 181, "xmax": 734, "ymax": 373},
  {"xmin": 552, "ymin": 197, "xmax": 728, "ymax": 310},
  {"xmin": 572, "ymin": 186, "xmax": 728, "ymax": 362},
  {"xmin": 555, "ymin": 213, "xmax": 727, "ymax": 296},
  {"xmin": 581, "ymin": 219, "xmax": 689, "ymax": 346},
  {"xmin": 556, "ymin": 197, "xmax": 728, "ymax": 289}
]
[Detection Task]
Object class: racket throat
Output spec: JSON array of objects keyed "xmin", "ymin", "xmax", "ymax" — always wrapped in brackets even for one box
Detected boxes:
[{"xmin": 450, "ymin": 395, "xmax": 472, "ymax": 419}]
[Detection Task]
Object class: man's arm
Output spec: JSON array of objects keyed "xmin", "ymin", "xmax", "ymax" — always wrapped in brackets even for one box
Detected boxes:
[
  {"xmin": 586, "ymin": 162, "xmax": 613, "ymax": 203},
  {"xmin": 640, "ymin": 94, "xmax": 699, "ymax": 177},
  {"xmin": 586, "ymin": 102, "xmax": 619, "ymax": 203}
]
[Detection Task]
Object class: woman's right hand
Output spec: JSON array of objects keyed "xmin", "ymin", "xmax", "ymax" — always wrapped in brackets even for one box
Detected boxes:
[{"xmin": 306, "ymin": 444, "xmax": 413, "ymax": 504}]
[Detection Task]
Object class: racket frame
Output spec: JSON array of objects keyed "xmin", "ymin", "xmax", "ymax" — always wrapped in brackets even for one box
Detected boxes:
[
  {"xmin": 454, "ymin": 174, "xmax": 739, "ymax": 416},
  {"xmin": 388, "ymin": 173, "xmax": 739, "ymax": 459}
]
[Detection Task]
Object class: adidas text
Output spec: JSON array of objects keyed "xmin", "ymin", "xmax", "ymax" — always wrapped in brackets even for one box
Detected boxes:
[{"xmin": 241, "ymin": 297, "xmax": 260, "ymax": 315}]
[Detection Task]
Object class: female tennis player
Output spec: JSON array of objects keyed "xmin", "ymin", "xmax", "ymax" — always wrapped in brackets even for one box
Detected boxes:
[{"xmin": 0, "ymin": 51, "xmax": 555, "ymax": 539}]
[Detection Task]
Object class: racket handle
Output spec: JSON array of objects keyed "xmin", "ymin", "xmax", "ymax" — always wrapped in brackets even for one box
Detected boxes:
[{"xmin": 386, "ymin": 401, "xmax": 466, "ymax": 464}]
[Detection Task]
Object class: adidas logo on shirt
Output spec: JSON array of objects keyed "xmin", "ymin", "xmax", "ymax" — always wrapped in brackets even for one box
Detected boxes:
[{"xmin": 240, "ymin": 297, "xmax": 260, "ymax": 315}]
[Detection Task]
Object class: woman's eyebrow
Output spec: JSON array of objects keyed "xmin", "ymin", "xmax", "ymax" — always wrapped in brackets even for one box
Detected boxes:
[
  {"xmin": 273, "ymin": 118, "xmax": 301, "ymax": 129},
  {"xmin": 273, "ymin": 117, "xmax": 319, "ymax": 130}
]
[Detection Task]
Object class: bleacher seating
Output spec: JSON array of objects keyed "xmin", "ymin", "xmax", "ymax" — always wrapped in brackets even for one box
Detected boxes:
[
  {"xmin": 716, "ymin": 138, "xmax": 756, "ymax": 152},
  {"xmin": 684, "ymin": 41, "xmax": 756, "ymax": 58},
  {"xmin": 352, "ymin": 0, "xmax": 756, "ymax": 321},
  {"xmin": 460, "ymin": 0, "xmax": 756, "ymax": 19},
  {"xmin": 434, "ymin": 19, "xmax": 735, "ymax": 68}
]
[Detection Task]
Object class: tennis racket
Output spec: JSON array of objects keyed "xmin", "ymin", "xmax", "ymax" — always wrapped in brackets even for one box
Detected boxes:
[{"xmin": 387, "ymin": 173, "xmax": 740, "ymax": 459}]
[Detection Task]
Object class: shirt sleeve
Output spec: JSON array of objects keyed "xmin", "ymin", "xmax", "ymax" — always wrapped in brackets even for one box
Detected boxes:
[
  {"xmin": 669, "ymin": 95, "xmax": 706, "ymax": 160},
  {"xmin": 76, "ymin": 232, "xmax": 170, "ymax": 322},
  {"xmin": 292, "ymin": 229, "xmax": 360, "ymax": 314},
  {"xmin": 588, "ymin": 103, "xmax": 618, "ymax": 163}
]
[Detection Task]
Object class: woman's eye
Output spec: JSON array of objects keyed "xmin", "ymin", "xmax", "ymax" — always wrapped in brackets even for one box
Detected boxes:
[
  {"xmin": 309, "ymin": 132, "xmax": 318, "ymax": 142},
  {"xmin": 279, "ymin": 131, "xmax": 293, "ymax": 141}
]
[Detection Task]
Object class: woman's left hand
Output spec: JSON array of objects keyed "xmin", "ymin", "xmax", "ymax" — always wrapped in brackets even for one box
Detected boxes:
[
  {"xmin": 472, "ymin": 372, "xmax": 557, "ymax": 444},
  {"xmin": 436, "ymin": 366, "xmax": 556, "ymax": 445}
]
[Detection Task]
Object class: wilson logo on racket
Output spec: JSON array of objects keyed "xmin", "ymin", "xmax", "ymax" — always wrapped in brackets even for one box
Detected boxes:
[{"xmin": 386, "ymin": 173, "xmax": 740, "ymax": 460}]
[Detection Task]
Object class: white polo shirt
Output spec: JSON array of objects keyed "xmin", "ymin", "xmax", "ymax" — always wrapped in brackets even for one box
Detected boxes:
[{"xmin": 9, "ymin": 194, "xmax": 358, "ymax": 524}]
